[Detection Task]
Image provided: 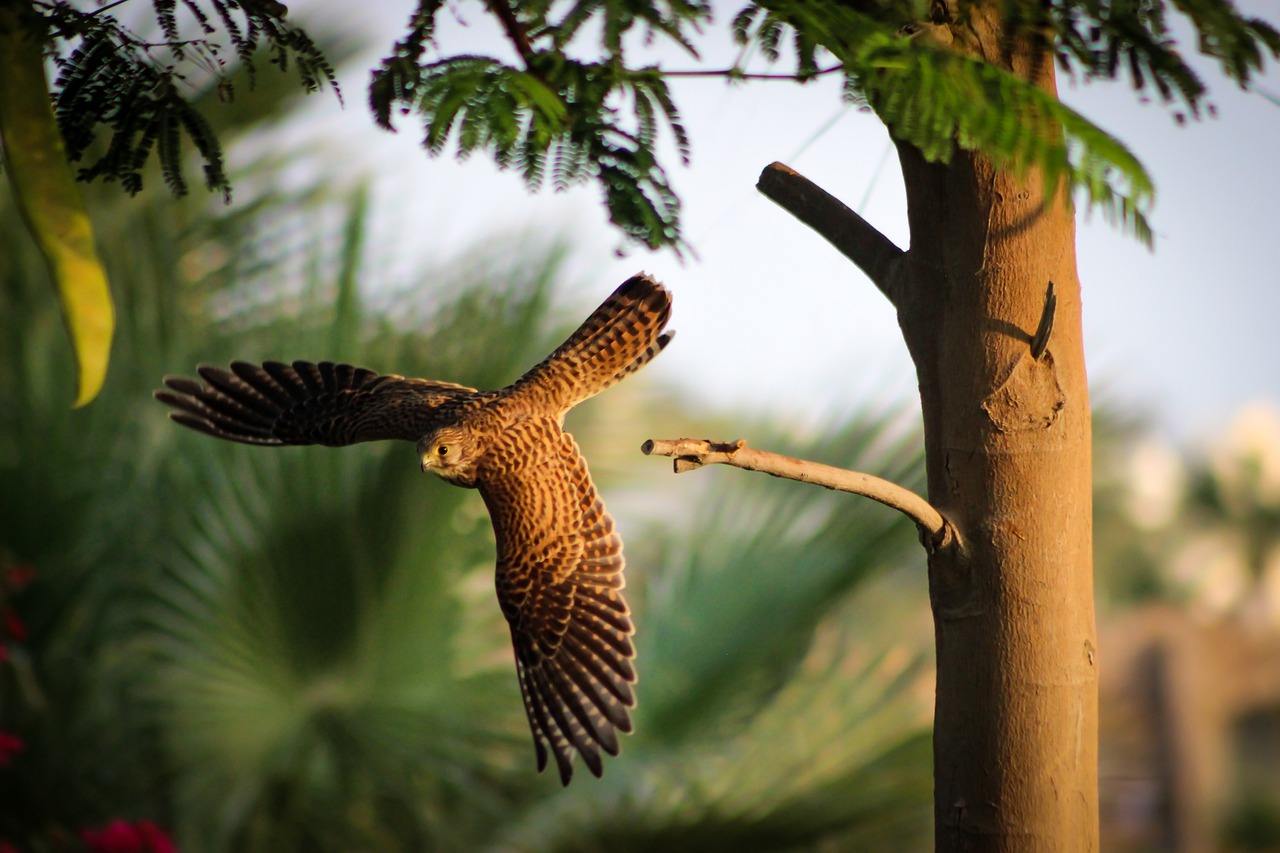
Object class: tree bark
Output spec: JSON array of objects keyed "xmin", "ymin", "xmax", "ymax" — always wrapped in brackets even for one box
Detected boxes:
[
  {"xmin": 759, "ymin": 4, "xmax": 1099, "ymax": 848},
  {"xmin": 898, "ymin": 142, "xmax": 1098, "ymax": 850},
  {"xmin": 897, "ymin": 8, "xmax": 1098, "ymax": 849}
]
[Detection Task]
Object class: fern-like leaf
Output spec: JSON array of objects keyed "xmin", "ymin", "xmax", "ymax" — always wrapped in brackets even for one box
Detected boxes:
[
  {"xmin": 371, "ymin": 1, "xmax": 705, "ymax": 250},
  {"xmin": 153, "ymin": 0, "xmax": 182, "ymax": 58},
  {"xmin": 36, "ymin": 0, "xmax": 338, "ymax": 202},
  {"xmin": 158, "ymin": 110, "xmax": 186, "ymax": 196},
  {"xmin": 370, "ymin": 0, "xmax": 447, "ymax": 129}
]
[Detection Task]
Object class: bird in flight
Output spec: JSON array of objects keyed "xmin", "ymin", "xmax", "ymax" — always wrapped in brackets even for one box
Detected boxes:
[{"xmin": 155, "ymin": 274, "xmax": 674, "ymax": 784}]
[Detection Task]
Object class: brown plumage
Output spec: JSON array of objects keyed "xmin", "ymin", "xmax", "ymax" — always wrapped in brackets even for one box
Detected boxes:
[{"xmin": 155, "ymin": 273, "xmax": 673, "ymax": 784}]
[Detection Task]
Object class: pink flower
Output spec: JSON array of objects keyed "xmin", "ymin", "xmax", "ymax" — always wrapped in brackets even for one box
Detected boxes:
[
  {"xmin": 81, "ymin": 820, "xmax": 175, "ymax": 853},
  {"xmin": 0, "ymin": 731, "xmax": 24, "ymax": 766},
  {"xmin": 81, "ymin": 821, "xmax": 140, "ymax": 853},
  {"xmin": 135, "ymin": 822, "xmax": 175, "ymax": 853}
]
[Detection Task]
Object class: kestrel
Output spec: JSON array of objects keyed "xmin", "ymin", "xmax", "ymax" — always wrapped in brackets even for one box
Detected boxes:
[{"xmin": 155, "ymin": 274, "xmax": 673, "ymax": 784}]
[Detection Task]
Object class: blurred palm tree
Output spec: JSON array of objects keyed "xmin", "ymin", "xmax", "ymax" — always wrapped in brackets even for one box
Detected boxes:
[
  {"xmin": 0, "ymin": 32, "xmax": 934, "ymax": 853},
  {"xmin": 490, "ymin": 411, "xmax": 935, "ymax": 851},
  {"xmin": 1093, "ymin": 402, "xmax": 1280, "ymax": 622}
]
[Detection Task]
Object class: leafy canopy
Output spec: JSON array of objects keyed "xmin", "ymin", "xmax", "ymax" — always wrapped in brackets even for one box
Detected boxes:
[
  {"xmin": 371, "ymin": 0, "xmax": 702, "ymax": 251},
  {"xmin": 371, "ymin": 0, "xmax": 1278, "ymax": 250},
  {"xmin": 3, "ymin": 0, "xmax": 1272, "ymax": 412},
  {"xmin": 13, "ymin": 0, "xmax": 1279, "ymax": 252},
  {"xmin": 0, "ymin": 141, "xmax": 933, "ymax": 848},
  {"xmin": 24, "ymin": 0, "xmax": 338, "ymax": 200},
  {"xmin": 3, "ymin": 0, "xmax": 1276, "ymax": 409}
]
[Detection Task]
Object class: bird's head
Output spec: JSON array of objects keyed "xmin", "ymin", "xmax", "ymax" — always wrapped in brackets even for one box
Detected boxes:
[{"xmin": 418, "ymin": 426, "xmax": 478, "ymax": 485}]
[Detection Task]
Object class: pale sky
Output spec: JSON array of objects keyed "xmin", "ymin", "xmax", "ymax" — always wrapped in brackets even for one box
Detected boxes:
[{"xmin": 280, "ymin": 1, "xmax": 1279, "ymax": 445}]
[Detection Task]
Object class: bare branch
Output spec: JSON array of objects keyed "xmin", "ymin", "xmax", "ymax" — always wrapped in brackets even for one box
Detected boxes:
[
  {"xmin": 486, "ymin": 0, "xmax": 536, "ymax": 66},
  {"xmin": 756, "ymin": 162, "xmax": 905, "ymax": 304},
  {"xmin": 641, "ymin": 437, "xmax": 955, "ymax": 551}
]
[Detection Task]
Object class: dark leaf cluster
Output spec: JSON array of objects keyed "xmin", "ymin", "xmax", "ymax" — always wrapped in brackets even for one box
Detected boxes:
[
  {"xmin": 35, "ymin": 0, "xmax": 337, "ymax": 199},
  {"xmin": 1012, "ymin": 0, "xmax": 1280, "ymax": 123},
  {"xmin": 370, "ymin": 0, "xmax": 709, "ymax": 252}
]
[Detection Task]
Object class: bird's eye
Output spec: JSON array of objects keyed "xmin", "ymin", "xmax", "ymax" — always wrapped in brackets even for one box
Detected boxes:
[{"xmin": 437, "ymin": 445, "xmax": 449, "ymax": 456}]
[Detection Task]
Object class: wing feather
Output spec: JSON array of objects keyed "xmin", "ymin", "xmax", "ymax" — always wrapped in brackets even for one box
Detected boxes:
[
  {"xmin": 155, "ymin": 359, "xmax": 479, "ymax": 446},
  {"xmin": 546, "ymin": 661, "xmax": 619, "ymax": 763},
  {"xmin": 573, "ymin": 591, "xmax": 633, "ymax": 634},
  {"xmin": 531, "ymin": 665, "xmax": 603, "ymax": 776},
  {"xmin": 513, "ymin": 658, "xmax": 554, "ymax": 773},
  {"xmin": 503, "ymin": 273, "xmax": 673, "ymax": 417},
  {"xmin": 556, "ymin": 638, "xmax": 634, "ymax": 727},
  {"xmin": 479, "ymin": 418, "xmax": 636, "ymax": 784}
]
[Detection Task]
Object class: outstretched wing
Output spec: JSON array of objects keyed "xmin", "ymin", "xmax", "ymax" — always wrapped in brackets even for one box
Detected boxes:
[
  {"xmin": 504, "ymin": 273, "xmax": 673, "ymax": 417},
  {"xmin": 477, "ymin": 417, "xmax": 636, "ymax": 785},
  {"xmin": 155, "ymin": 360, "xmax": 479, "ymax": 446}
]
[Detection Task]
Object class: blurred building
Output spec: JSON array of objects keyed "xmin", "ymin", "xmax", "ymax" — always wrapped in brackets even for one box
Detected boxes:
[{"xmin": 1101, "ymin": 605, "xmax": 1280, "ymax": 852}]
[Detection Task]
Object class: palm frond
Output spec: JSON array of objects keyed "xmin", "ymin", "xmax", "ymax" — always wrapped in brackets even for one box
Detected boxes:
[
  {"xmin": 0, "ymin": 147, "xmax": 579, "ymax": 845},
  {"xmin": 472, "ymin": 404, "xmax": 933, "ymax": 851}
]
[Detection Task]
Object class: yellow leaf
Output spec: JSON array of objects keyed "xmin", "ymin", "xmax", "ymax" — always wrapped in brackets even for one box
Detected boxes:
[{"xmin": 0, "ymin": 3, "xmax": 115, "ymax": 407}]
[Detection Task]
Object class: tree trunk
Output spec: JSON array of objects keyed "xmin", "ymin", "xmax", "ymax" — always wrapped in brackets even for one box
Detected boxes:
[
  {"xmin": 891, "ymin": 7, "xmax": 1099, "ymax": 849},
  {"xmin": 896, "ymin": 144, "xmax": 1099, "ymax": 848},
  {"xmin": 758, "ymin": 4, "xmax": 1100, "ymax": 844}
]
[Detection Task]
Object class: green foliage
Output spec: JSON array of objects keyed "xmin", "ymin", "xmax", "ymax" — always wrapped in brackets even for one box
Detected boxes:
[
  {"xmin": 29, "ymin": 0, "xmax": 337, "ymax": 200},
  {"xmin": 1, "ymin": 161, "xmax": 932, "ymax": 852},
  {"xmin": 0, "ymin": 3, "xmax": 114, "ymax": 407},
  {"xmin": 473, "ymin": 412, "xmax": 934, "ymax": 850},
  {"xmin": 1042, "ymin": 0, "xmax": 1280, "ymax": 115},
  {"xmin": 377, "ymin": 0, "xmax": 1277, "ymax": 250},
  {"xmin": 1, "ymin": 47, "xmax": 936, "ymax": 834},
  {"xmin": 2, "ymin": 9, "xmax": 938, "ymax": 846},
  {"xmin": 1222, "ymin": 794, "xmax": 1280, "ymax": 852},
  {"xmin": 635, "ymin": 416, "xmax": 926, "ymax": 740},
  {"xmin": 14, "ymin": 0, "xmax": 1275, "ymax": 253},
  {"xmin": 737, "ymin": 0, "xmax": 1273, "ymax": 243},
  {"xmin": 1093, "ymin": 400, "xmax": 1280, "ymax": 612},
  {"xmin": 0, "ymin": 162, "xmax": 540, "ymax": 845},
  {"xmin": 370, "ymin": 0, "xmax": 707, "ymax": 252},
  {"xmin": 735, "ymin": 1, "xmax": 1152, "ymax": 241}
]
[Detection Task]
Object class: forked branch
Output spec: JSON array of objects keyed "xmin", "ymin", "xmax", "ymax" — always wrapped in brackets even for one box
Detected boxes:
[{"xmin": 641, "ymin": 437, "xmax": 955, "ymax": 552}]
